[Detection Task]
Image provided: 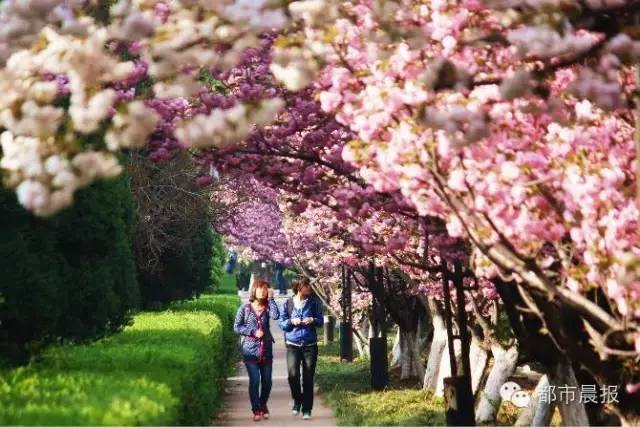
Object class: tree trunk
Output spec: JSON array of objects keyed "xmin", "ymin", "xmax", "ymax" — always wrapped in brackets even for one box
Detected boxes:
[
  {"xmin": 619, "ymin": 413, "xmax": 640, "ymax": 427},
  {"xmin": 435, "ymin": 338, "xmax": 461, "ymax": 397},
  {"xmin": 416, "ymin": 310, "xmax": 432, "ymax": 355},
  {"xmin": 368, "ymin": 317, "xmax": 379, "ymax": 338},
  {"xmin": 398, "ymin": 328, "xmax": 426, "ymax": 379},
  {"xmin": 475, "ymin": 343, "xmax": 519, "ymax": 424},
  {"xmin": 355, "ymin": 317, "xmax": 370, "ymax": 358},
  {"xmin": 391, "ymin": 328, "xmax": 401, "ymax": 368},
  {"xmin": 547, "ymin": 361, "xmax": 589, "ymax": 427},
  {"xmin": 423, "ymin": 299, "xmax": 447, "ymax": 392},
  {"xmin": 392, "ymin": 313, "xmax": 431, "ymax": 379},
  {"xmin": 515, "ymin": 374, "xmax": 555, "ymax": 427},
  {"xmin": 469, "ymin": 335, "xmax": 489, "ymax": 395},
  {"xmin": 248, "ymin": 273, "xmax": 256, "ymax": 294}
]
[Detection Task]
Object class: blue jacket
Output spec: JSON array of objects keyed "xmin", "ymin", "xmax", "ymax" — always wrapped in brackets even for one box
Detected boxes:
[
  {"xmin": 233, "ymin": 298, "xmax": 280, "ymax": 362},
  {"xmin": 278, "ymin": 296, "xmax": 323, "ymax": 345}
]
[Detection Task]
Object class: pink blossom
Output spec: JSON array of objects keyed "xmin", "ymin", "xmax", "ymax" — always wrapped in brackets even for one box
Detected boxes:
[{"xmin": 319, "ymin": 90, "xmax": 342, "ymax": 111}]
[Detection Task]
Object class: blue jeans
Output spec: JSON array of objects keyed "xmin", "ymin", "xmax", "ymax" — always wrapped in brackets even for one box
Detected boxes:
[{"xmin": 244, "ymin": 361, "xmax": 273, "ymax": 412}]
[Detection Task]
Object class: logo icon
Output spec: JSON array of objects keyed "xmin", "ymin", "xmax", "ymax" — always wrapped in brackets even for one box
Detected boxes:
[{"xmin": 500, "ymin": 381, "xmax": 531, "ymax": 408}]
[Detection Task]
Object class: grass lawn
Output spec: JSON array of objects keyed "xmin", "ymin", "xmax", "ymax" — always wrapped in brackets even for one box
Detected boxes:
[{"xmin": 316, "ymin": 339, "xmax": 446, "ymax": 426}]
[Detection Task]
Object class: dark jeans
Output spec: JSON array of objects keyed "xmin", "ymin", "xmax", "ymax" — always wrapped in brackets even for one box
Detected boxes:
[
  {"xmin": 286, "ymin": 343, "xmax": 318, "ymax": 413},
  {"xmin": 244, "ymin": 360, "xmax": 272, "ymax": 412}
]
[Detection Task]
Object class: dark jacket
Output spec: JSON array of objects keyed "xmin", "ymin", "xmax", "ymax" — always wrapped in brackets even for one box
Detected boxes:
[
  {"xmin": 278, "ymin": 296, "xmax": 323, "ymax": 345},
  {"xmin": 233, "ymin": 298, "xmax": 280, "ymax": 362}
]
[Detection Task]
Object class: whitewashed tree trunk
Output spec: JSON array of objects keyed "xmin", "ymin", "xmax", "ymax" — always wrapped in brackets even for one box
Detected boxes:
[
  {"xmin": 391, "ymin": 328, "xmax": 401, "ymax": 368},
  {"xmin": 392, "ymin": 313, "xmax": 432, "ymax": 380},
  {"xmin": 469, "ymin": 335, "xmax": 489, "ymax": 394},
  {"xmin": 391, "ymin": 313, "xmax": 433, "ymax": 368},
  {"xmin": 416, "ymin": 312, "xmax": 432, "ymax": 356},
  {"xmin": 398, "ymin": 328, "xmax": 426, "ymax": 379},
  {"xmin": 475, "ymin": 344, "xmax": 519, "ymax": 424},
  {"xmin": 435, "ymin": 339, "xmax": 462, "ymax": 396},
  {"xmin": 355, "ymin": 317, "xmax": 370, "ymax": 358},
  {"xmin": 548, "ymin": 361, "xmax": 589, "ymax": 427},
  {"xmin": 248, "ymin": 273, "xmax": 256, "ymax": 295},
  {"xmin": 368, "ymin": 318, "xmax": 378, "ymax": 338},
  {"xmin": 516, "ymin": 374, "xmax": 554, "ymax": 427},
  {"xmin": 386, "ymin": 298, "xmax": 433, "ymax": 380},
  {"xmin": 619, "ymin": 414, "xmax": 640, "ymax": 427},
  {"xmin": 423, "ymin": 306, "xmax": 447, "ymax": 392},
  {"xmin": 355, "ymin": 334, "xmax": 367, "ymax": 358}
]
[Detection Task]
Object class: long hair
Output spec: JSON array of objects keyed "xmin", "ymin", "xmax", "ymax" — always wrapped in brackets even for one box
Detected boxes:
[{"xmin": 250, "ymin": 278, "xmax": 270, "ymax": 303}]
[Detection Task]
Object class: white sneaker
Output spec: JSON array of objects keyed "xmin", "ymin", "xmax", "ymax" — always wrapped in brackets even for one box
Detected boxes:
[
  {"xmin": 292, "ymin": 403, "xmax": 301, "ymax": 416},
  {"xmin": 303, "ymin": 412, "xmax": 312, "ymax": 420}
]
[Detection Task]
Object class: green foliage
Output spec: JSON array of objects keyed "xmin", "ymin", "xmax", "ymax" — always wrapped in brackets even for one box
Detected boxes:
[
  {"xmin": 0, "ymin": 292, "xmax": 239, "ymax": 425},
  {"xmin": 495, "ymin": 310, "xmax": 516, "ymax": 344},
  {"xmin": 52, "ymin": 174, "xmax": 139, "ymax": 341},
  {"xmin": 197, "ymin": 68, "xmax": 229, "ymax": 94},
  {"xmin": 316, "ymin": 341, "xmax": 446, "ymax": 426},
  {"xmin": 0, "ymin": 173, "xmax": 139, "ymax": 359},
  {"xmin": 134, "ymin": 77, "xmax": 154, "ymax": 97},
  {"xmin": 284, "ymin": 268, "xmax": 300, "ymax": 283},
  {"xmin": 218, "ymin": 272, "xmax": 239, "ymax": 296},
  {"xmin": 138, "ymin": 225, "xmax": 215, "ymax": 308},
  {"xmin": 209, "ymin": 233, "xmax": 226, "ymax": 292}
]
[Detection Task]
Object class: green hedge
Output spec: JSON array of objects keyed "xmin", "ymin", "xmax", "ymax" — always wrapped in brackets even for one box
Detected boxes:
[
  {"xmin": 209, "ymin": 232, "xmax": 226, "ymax": 292},
  {"xmin": 0, "ymin": 292, "xmax": 239, "ymax": 425},
  {"xmin": 0, "ymin": 173, "xmax": 139, "ymax": 359}
]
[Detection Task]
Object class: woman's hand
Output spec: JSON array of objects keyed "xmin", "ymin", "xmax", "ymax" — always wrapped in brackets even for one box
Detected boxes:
[
  {"xmin": 291, "ymin": 318, "xmax": 302, "ymax": 326},
  {"xmin": 255, "ymin": 329, "xmax": 265, "ymax": 338},
  {"xmin": 302, "ymin": 317, "xmax": 315, "ymax": 325}
]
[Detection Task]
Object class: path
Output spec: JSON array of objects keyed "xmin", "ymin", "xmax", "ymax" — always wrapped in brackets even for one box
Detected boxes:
[{"xmin": 213, "ymin": 292, "xmax": 337, "ymax": 427}]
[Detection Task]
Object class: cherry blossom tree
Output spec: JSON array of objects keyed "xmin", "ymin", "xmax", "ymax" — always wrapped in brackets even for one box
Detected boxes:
[
  {"xmin": 267, "ymin": 1, "xmax": 640, "ymax": 423},
  {"xmin": 4, "ymin": 0, "xmax": 640, "ymax": 423},
  {"xmin": 0, "ymin": 0, "xmax": 288, "ymax": 216}
]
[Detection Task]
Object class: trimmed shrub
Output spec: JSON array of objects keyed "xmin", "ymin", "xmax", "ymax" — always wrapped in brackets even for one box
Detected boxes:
[
  {"xmin": 0, "ymin": 174, "xmax": 139, "ymax": 360},
  {"xmin": 0, "ymin": 292, "xmax": 239, "ymax": 425},
  {"xmin": 52, "ymin": 175, "xmax": 139, "ymax": 341},
  {"xmin": 209, "ymin": 232, "xmax": 226, "ymax": 292}
]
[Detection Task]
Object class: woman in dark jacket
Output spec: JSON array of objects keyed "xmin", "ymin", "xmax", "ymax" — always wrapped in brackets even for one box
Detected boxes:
[
  {"xmin": 278, "ymin": 279, "xmax": 323, "ymax": 420},
  {"xmin": 233, "ymin": 278, "xmax": 280, "ymax": 421}
]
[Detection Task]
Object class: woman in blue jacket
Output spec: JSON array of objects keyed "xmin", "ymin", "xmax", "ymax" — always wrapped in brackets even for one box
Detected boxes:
[
  {"xmin": 233, "ymin": 278, "xmax": 280, "ymax": 422},
  {"xmin": 279, "ymin": 279, "xmax": 323, "ymax": 420}
]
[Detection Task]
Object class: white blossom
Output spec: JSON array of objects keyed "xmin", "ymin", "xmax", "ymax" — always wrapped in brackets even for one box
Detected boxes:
[
  {"xmin": 105, "ymin": 101, "xmax": 160, "ymax": 151},
  {"xmin": 0, "ymin": 0, "xmax": 293, "ymax": 215},
  {"xmin": 271, "ymin": 47, "xmax": 319, "ymax": 91},
  {"xmin": 16, "ymin": 180, "xmax": 49, "ymax": 213},
  {"xmin": 69, "ymin": 90, "xmax": 117, "ymax": 134}
]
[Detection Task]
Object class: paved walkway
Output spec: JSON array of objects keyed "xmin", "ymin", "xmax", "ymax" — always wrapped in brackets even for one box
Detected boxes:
[{"xmin": 213, "ymin": 292, "xmax": 337, "ymax": 427}]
